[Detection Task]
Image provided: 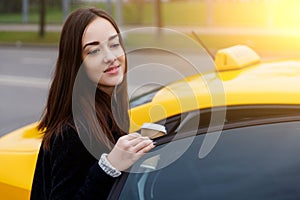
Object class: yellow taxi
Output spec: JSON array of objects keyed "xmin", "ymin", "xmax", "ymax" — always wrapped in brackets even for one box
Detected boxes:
[{"xmin": 1, "ymin": 45, "xmax": 300, "ymax": 199}]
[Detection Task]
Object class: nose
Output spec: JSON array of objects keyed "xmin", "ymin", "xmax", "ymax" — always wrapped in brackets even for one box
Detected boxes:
[{"xmin": 103, "ymin": 49, "xmax": 116, "ymax": 63}]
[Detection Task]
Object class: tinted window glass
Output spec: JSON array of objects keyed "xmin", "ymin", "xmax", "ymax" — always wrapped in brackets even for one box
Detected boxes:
[{"xmin": 117, "ymin": 121, "xmax": 300, "ymax": 200}]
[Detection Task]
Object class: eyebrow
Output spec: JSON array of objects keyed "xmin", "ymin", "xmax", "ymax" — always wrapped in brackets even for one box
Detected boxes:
[{"xmin": 83, "ymin": 34, "xmax": 119, "ymax": 50}]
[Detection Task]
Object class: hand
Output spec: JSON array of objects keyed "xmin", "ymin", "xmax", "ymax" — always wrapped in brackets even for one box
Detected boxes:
[{"xmin": 107, "ymin": 132, "xmax": 155, "ymax": 171}]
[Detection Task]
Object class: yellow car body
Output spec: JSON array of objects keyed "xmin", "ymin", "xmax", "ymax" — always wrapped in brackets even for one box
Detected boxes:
[{"xmin": 1, "ymin": 45, "xmax": 300, "ymax": 199}]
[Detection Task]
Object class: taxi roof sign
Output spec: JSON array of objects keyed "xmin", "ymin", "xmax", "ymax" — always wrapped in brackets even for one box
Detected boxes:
[{"xmin": 214, "ymin": 45, "xmax": 260, "ymax": 71}]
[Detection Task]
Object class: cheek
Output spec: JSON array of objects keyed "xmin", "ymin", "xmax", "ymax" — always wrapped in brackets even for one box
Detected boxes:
[
  {"xmin": 118, "ymin": 55, "xmax": 126, "ymax": 72},
  {"xmin": 83, "ymin": 59, "xmax": 105, "ymax": 83}
]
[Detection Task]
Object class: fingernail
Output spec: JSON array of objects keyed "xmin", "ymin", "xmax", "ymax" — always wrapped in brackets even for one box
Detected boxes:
[{"xmin": 153, "ymin": 141, "xmax": 157, "ymax": 145}]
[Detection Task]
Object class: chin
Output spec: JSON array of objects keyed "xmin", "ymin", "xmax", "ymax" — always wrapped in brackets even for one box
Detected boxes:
[
  {"xmin": 104, "ymin": 78, "xmax": 124, "ymax": 88},
  {"xmin": 113, "ymin": 76, "xmax": 124, "ymax": 86}
]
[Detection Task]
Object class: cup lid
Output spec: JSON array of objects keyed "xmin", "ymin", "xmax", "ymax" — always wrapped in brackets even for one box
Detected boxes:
[{"xmin": 141, "ymin": 123, "xmax": 167, "ymax": 134}]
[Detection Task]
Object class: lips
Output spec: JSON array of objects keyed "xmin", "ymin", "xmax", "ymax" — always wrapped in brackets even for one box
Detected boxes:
[{"xmin": 104, "ymin": 65, "xmax": 120, "ymax": 74}]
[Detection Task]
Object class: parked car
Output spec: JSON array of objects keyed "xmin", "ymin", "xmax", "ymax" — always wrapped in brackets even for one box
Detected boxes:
[{"xmin": 1, "ymin": 45, "xmax": 300, "ymax": 199}]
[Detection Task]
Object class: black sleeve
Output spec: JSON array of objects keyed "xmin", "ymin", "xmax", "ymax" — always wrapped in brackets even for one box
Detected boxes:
[{"xmin": 49, "ymin": 126, "xmax": 117, "ymax": 200}]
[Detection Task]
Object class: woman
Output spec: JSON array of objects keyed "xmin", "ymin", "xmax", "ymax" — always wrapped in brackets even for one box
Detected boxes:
[{"xmin": 30, "ymin": 8, "xmax": 155, "ymax": 200}]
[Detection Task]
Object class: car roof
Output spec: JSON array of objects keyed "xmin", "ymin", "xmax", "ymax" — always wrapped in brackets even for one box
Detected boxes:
[{"xmin": 130, "ymin": 48, "xmax": 300, "ymax": 131}]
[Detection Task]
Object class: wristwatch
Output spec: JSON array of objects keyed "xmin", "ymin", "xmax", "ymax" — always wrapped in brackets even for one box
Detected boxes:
[{"xmin": 98, "ymin": 153, "xmax": 122, "ymax": 178}]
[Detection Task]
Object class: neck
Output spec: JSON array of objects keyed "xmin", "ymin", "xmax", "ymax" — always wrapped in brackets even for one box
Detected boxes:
[{"xmin": 98, "ymin": 85, "xmax": 114, "ymax": 96}]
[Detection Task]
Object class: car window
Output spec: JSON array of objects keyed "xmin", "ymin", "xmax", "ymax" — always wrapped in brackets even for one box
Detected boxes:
[{"xmin": 114, "ymin": 120, "xmax": 300, "ymax": 200}]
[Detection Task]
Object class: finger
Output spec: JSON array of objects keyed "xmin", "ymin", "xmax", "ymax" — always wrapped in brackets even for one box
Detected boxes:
[
  {"xmin": 114, "ymin": 137, "xmax": 144, "ymax": 152},
  {"xmin": 126, "ymin": 132, "xmax": 142, "ymax": 140},
  {"xmin": 117, "ymin": 133, "xmax": 141, "ymax": 146},
  {"xmin": 137, "ymin": 142, "xmax": 156, "ymax": 154},
  {"xmin": 134, "ymin": 140, "xmax": 155, "ymax": 153},
  {"xmin": 128, "ymin": 136, "xmax": 152, "ymax": 147}
]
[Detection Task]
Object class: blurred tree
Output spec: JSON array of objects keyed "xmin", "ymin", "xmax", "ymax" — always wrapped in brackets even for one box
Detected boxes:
[
  {"xmin": 154, "ymin": 0, "xmax": 162, "ymax": 39},
  {"xmin": 132, "ymin": 0, "xmax": 144, "ymax": 24},
  {"xmin": 47, "ymin": 0, "xmax": 62, "ymax": 7},
  {"xmin": 31, "ymin": 0, "xmax": 62, "ymax": 8},
  {"xmin": 39, "ymin": 0, "xmax": 46, "ymax": 37},
  {"xmin": 0, "ymin": 0, "xmax": 22, "ymax": 13},
  {"xmin": 154, "ymin": 0, "xmax": 162, "ymax": 28}
]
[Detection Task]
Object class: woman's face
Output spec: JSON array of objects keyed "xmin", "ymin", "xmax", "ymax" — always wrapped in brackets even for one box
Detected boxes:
[{"xmin": 82, "ymin": 17, "xmax": 126, "ymax": 94}]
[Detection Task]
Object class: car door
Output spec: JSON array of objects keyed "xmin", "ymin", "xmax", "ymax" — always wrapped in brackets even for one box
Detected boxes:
[{"xmin": 108, "ymin": 105, "xmax": 300, "ymax": 200}]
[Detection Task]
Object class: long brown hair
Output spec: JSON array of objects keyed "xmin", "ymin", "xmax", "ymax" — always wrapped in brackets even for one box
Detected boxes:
[{"xmin": 39, "ymin": 8, "xmax": 129, "ymax": 151}]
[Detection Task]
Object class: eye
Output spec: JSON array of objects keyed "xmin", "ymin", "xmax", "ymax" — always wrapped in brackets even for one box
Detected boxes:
[
  {"xmin": 88, "ymin": 49, "xmax": 101, "ymax": 55},
  {"xmin": 110, "ymin": 43, "xmax": 120, "ymax": 48}
]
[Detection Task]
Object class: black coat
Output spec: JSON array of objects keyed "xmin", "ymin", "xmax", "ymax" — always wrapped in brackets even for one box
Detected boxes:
[{"xmin": 30, "ymin": 124, "xmax": 118, "ymax": 200}]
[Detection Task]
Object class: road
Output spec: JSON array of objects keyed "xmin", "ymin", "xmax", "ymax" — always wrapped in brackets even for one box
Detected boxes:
[
  {"xmin": 0, "ymin": 46, "xmax": 214, "ymax": 137},
  {"xmin": 0, "ymin": 46, "xmax": 56, "ymax": 136}
]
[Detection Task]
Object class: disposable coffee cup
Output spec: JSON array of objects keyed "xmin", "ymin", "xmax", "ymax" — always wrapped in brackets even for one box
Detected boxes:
[{"xmin": 140, "ymin": 123, "xmax": 167, "ymax": 139}]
